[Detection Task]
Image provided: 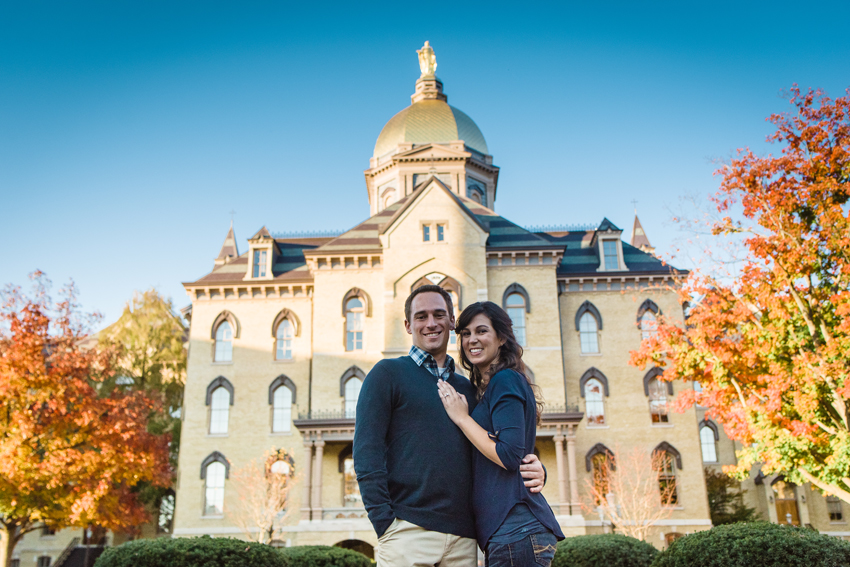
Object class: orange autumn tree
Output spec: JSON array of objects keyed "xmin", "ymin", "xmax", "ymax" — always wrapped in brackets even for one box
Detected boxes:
[
  {"xmin": 631, "ymin": 86, "xmax": 850, "ymax": 503},
  {"xmin": 0, "ymin": 273, "xmax": 171, "ymax": 566}
]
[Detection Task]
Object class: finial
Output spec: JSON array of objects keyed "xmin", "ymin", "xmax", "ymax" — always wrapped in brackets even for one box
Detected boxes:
[
  {"xmin": 417, "ymin": 41, "xmax": 437, "ymax": 78},
  {"xmin": 631, "ymin": 199, "xmax": 638, "ymax": 214}
]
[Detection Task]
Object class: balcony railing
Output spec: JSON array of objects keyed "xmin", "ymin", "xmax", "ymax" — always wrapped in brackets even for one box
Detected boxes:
[{"xmin": 297, "ymin": 409, "xmax": 355, "ymax": 420}]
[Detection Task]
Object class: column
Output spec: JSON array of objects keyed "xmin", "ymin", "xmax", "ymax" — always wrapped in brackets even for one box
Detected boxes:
[
  {"xmin": 566, "ymin": 426, "xmax": 580, "ymax": 515},
  {"xmin": 301, "ymin": 438, "xmax": 313, "ymax": 521},
  {"xmin": 553, "ymin": 434, "xmax": 569, "ymax": 514},
  {"xmin": 311, "ymin": 434, "xmax": 325, "ymax": 521}
]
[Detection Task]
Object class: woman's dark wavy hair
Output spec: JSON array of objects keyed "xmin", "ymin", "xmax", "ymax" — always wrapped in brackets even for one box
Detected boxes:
[{"xmin": 455, "ymin": 301, "xmax": 543, "ymax": 422}]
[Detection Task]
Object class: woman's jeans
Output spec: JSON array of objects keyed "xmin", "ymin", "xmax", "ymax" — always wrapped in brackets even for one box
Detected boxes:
[{"xmin": 485, "ymin": 532, "xmax": 558, "ymax": 567}]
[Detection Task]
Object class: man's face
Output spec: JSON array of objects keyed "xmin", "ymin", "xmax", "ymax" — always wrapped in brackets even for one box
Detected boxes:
[{"xmin": 404, "ymin": 292, "xmax": 455, "ymax": 355}]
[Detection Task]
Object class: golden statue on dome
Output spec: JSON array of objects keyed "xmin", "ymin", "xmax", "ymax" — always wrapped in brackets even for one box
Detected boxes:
[{"xmin": 417, "ymin": 41, "xmax": 437, "ymax": 77}]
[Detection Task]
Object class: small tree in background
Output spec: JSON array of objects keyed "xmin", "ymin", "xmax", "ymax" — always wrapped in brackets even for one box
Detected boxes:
[
  {"xmin": 0, "ymin": 273, "xmax": 171, "ymax": 567},
  {"xmin": 227, "ymin": 449, "xmax": 296, "ymax": 544},
  {"xmin": 631, "ymin": 86, "xmax": 850, "ymax": 504},
  {"xmin": 583, "ymin": 446, "xmax": 677, "ymax": 541},
  {"xmin": 97, "ymin": 289, "xmax": 186, "ymax": 524},
  {"xmin": 704, "ymin": 468, "xmax": 760, "ymax": 525}
]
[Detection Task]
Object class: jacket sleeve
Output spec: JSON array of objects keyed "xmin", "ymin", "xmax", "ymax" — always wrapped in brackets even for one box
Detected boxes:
[
  {"xmin": 353, "ymin": 362, "xmax": 395, "ymax": 537},
  {"xmin": 488, "ymin": 371, "xmax": 527, "ymax": 472}
]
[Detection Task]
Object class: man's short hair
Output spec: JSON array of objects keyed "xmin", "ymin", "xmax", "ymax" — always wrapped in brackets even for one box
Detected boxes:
[{"xmin": 404, "ymin": 285, "xmax": 454, "ymax": 322}]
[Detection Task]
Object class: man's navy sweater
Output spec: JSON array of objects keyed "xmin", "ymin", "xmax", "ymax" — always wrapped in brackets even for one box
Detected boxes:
[{"xmin": 353, "ymin": 356, "xmax": 477, "ymax": 539}]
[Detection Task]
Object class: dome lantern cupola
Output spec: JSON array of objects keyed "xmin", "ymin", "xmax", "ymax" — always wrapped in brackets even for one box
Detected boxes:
[{"xmin": 364, "ymin": 42, "xmax": 500, "ymax": 215}]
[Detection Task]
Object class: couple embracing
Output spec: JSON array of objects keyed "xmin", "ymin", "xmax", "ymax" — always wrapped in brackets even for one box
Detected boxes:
[{"xmin": 353, "ymin": 285, "xmax": 564, "ymax": 567}]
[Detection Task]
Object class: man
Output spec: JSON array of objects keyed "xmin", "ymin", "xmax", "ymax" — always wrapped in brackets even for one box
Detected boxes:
[{"xmin": 353, "ymin": 285, "xmax": 546, "ymax": 566}]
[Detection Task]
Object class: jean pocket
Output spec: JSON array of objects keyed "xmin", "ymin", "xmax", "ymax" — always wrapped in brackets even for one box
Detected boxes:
[{"xmin": 530, "ymin": 533, "xmax": 558, "ymax": 567}]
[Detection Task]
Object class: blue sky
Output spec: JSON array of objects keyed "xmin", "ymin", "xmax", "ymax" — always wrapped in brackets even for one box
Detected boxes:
[{"xmin": 2, "ymin": 1, "xmax": 849, "ymax": 325}]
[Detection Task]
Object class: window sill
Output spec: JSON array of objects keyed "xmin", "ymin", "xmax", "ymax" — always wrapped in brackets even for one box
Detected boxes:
[
  {"xmin": 651, "ymin": 423, "xmax": 674, "ymax": 428},
  {"xmin": 586, "ymin": 425, "xmax": 609, "ymax": 429},
  {"xmin": 580, "ymin": 352, "xmax": 602, "ymax": 357},
  {"xmin": 274, "ymin": 359, "xmax": 295, "ymax": 364},
  {"xmin": 211, "ymin": 361, "xmax": 233, "ymax": 366},
  {"xmin": 703, "ymin": 460, "xmax": 719, "ymax": 465},
  {"xmin": 269, "ymin": 431, "xmax": 293, "ymax": 436},
  {"xmin": 830, "ymin": 521, "xmax": 848, "ymax": 525},
  {"xmin": 201, "ymin": 515, "xmax": 224, "ymax": 520},
  {"xmin": 662, "ymin": 506, "xmax": 685, "ymax": 511},
  {"xmin": 206, "ymin": 434, "xmax": 229, "ymax": 438}
]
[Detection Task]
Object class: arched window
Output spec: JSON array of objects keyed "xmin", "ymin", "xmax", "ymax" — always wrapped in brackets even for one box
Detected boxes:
[
  {"xmin": 209, "ymin": 386, "xmax": 230, "ymax": 434},
  {"xmin": 591, "ymin": 453, "xmax": 611, "ymax": 505},
  {"xmin": 579, "ymin": 312, "xmax": 600, "ymax": 354},
  {"xmin": 340, "ymin": 367, "xmax": 365, "ymax": 418},
  {"xmin": 656, "ymin": 450, "xmax": 679, "ymax": 505},
  {"xmin": 344, "ymin": 377, "xmax": 362, "ymax": 418},
  {"xmin": 637, "ymin": 299, "xmax": 660, "ymax": 340},
  {"xmin": 648, "ymin": 378, "xmax": 669, "ymax": 423},
  {"xmin": 447, "ymin": 289, "xmax": 459, "ymax": 347},
  {"xmin": 700, "ymin": 420, "xmax": 719, "ymax": 463},
  {"xmin": 584, "ymin": 378, "xmax": 606, "ymax": 425},
  {"xmin": 276, "ymin": 319, "xmax": 294, "ymax": 360},
  {"xmin": 345, "ymin": 298, "xmax": 364, "ymax": 351},
  {"xmin": 215, "ymin": 320, "xmax": 233, "ymax": 362},
  {"xmin": 272, "ymin": 384, "xmax": 293, "ymax": 433},
  {"xmin": 505, "ymin": 293, "xmax": 526, "ymax": 346},
  {"xmin": 204, "ymin": 461, "xmax": 226, "ymax": 515}
]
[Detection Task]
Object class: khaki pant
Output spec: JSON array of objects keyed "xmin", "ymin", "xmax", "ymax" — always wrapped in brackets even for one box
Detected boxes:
[{"xmin": 376, "ymin": 519, "xmax": 478, "ymax": 567}]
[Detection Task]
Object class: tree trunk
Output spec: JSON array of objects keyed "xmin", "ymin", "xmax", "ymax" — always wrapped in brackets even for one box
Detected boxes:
[{"xmin": 3, "ymin": 524, "xmax": 21, "ymax": 567}]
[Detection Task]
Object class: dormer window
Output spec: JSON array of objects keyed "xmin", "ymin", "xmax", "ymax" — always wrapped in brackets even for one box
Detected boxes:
[
  {"xmin": 253, "ymin": 250, "xmax": 267, "ymax": 278},
  {"xmin": 602, "ymin": 240, "xmax": 619, "ymax": 270}
]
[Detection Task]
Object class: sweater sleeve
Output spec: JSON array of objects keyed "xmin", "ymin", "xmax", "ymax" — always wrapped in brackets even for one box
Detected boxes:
[
  {"xmin": 488, "ymin": 371, "xmax": 527, "ymax": 472},
  {"xmin": 353, "ymin": 363, "xmax": 395, "ymax": 536}
]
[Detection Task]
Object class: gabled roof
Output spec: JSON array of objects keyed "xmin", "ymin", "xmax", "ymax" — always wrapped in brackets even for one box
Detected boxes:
[
  {"xmin": 597, "ymin": 217, "xmax": 622, "ymax": 232},
  {"xmin": 540, "ymin": 228, "xmax": 676, "ymax": 276},
  {"xmin": 631, "ymin": 215, "xmax": 652, "ymax": 249},
  {"xmin": 216, "ymin": 224, "xmax": 239, "ymax": 262},
  {"xmin": 249, "ymin": 226, "xmax": 274, "ymax": 241}
]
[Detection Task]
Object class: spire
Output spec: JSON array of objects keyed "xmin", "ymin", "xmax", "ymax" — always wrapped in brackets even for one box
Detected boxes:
[
  {"xmin": 411, "ymin": 41, "xmax": 447, "ymax": 104},
  {"xmin": 631, "ymin": 214, "xmax": 655, "ymax": 254},
  {"xmin": 214, "ymin": 223, "xmax": 239, "ymax": 266}
]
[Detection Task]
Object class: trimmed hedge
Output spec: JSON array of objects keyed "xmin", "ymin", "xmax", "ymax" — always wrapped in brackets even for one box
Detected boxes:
[
  {"xmin": 93, "ymin": 536, "xmax": 290, "ymax": 567},
  {"xmin": 650, "ymin": 522, "xmax": 850, "ymax": 567},
  {"xmin": 279, "ymin": 545, "xmax": 372, "ymax": 567},
  {"xmin": 553, "ymin": 534, "xmax": 658, "ymax": 567}
]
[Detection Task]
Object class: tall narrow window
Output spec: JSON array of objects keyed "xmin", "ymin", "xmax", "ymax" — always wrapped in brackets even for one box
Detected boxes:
[
  {"xmin": 37, "ymin": 558, "xmax": 51, "ymax": 567},
  {"xmin": 448, "ymin": 290, "xmax": 459, "ymax": 346},
  {"xmin": 639, "ymin": 311, "xmax": 657, "ymax": 340},
  {"xmin": 276, "ymin": 319, "xmax": 293, "ymax": 360},
  {"xmin": 253, "ymin": 249, "xmax": 267, "ymax": 278},
  {"xmin": 423, "ymin": 225, "xmax": 431, "ymax": 242},
  {"xmin": 506, "ymin": 293, "xmax": 527, "ymax": 346},
  {"xmin": 828, "ymin": 495, "xmax": 844, "ymax": 522},
  {"xmin": 657, "ymin": 451, "xmax": 678, "ymax": 505},
  {"xmin": 700, "ymin": 425, "xmax": 718, "ymax": 462},
  {"xmin": 214, "ymin": 321, "xmax": 233, "ymax": 362},
  {"xmin": 272, "ymin": 385, "xmax": 292, "ymax": 433},
  {"xmin": 648, "ymin": 378, "xmax": 669, "ymax": 423},
  {"xmin": 344, "ymin": 377, "xmax": 362, "ymax": 418},
  {"xmin": 585, "ymin": 378, "xmax": 606, "ymax": 425},
  {"xmin": 591, "ymin": 453, "xmax": 611, "ymax": 505},
  {"xmin": 204, "ymin": 461, "xmax": 226, "ymax": 515},
  {"xmin": 579, "ymin": 312, "xmax": 599, "ymax": 353},
  {"xmin": 209, "ymin": 386, "xmax": 230, "ymax": 434},
  {"xmin": 602, "ymin": 240, "xmax": 619, "ymax": 270},
  {"xmin": 343, "ymin": 456, "xmax": 362, "ymax": 507},
  {"xmin": 345, "ymin": 298, "xmax": 364, "ymax": 351},
  {"xmin": 437, "ymin": 224, "xmax": 445, "ymax": 241}
]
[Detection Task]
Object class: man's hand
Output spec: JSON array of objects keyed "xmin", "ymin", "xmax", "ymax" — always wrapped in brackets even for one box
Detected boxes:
[{"xmin": 521, "ymin": 454, "xmax": 545, "ymax": 493}]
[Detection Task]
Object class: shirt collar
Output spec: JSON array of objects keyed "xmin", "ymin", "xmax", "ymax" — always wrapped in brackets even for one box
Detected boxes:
[{"xmin": 409, "ymin": 345, "xmax": 455, "ymax": 374}]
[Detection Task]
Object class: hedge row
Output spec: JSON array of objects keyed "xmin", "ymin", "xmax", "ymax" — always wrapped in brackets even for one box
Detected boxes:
[
  {"xmin": 553, "ymin": 523, "xmax": 850, "ymax": 567},
  {"xmin": 94, "ymin": 539, "xmax": 372, "ymax": 567}
]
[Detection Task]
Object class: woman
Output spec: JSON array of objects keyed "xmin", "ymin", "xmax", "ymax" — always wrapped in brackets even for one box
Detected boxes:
[{"xmin": 437, "ymin": 301, "xmax": 564, "ymax": 566}]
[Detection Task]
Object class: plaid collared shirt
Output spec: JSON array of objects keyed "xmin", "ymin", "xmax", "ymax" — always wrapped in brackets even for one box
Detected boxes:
[{"xmin": 409, "ymin": 345, "xmax": 455, "ymax": 381}]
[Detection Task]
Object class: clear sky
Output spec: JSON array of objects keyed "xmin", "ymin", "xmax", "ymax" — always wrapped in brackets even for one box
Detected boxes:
[{"xmin": 2, "ymin": 1, "xmax": 849, "ymax": 325}]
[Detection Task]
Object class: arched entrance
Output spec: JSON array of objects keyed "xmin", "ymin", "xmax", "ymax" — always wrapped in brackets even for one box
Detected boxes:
[
  {"xmin": 772, "ymin": 478, "xmax": 800, "ymax": 525},
  {"xmin": 335, "ymin": 539, "xmax": 374, "ymax": 559}
]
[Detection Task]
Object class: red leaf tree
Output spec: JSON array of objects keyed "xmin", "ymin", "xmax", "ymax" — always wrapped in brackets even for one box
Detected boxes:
[
  {"xmin": 631, "ymin": 86, "xmax": 850, "ymax": 503},
  {"xmin": 0, "ymin": 273, "xmax": 171, "ymax": 567}
]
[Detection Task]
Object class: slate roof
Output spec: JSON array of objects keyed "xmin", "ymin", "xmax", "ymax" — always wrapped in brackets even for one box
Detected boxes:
[{"xmin": 539, "ymin": 229, "xmax": 675, "ymax": 277}]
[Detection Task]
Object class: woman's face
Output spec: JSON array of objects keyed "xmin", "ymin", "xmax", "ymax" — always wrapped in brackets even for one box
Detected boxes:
[{"xmin": 460, "ymin": 312, "xmax": 505, "ymax": 372}]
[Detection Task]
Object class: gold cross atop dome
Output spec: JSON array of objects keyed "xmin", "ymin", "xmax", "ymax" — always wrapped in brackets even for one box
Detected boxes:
[{"xmin": 417, "ymin": 41, "xmax": 437, "ymax": 78}]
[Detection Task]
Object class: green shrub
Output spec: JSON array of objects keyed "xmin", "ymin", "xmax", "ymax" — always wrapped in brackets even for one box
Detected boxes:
[
  {"xmin": 553, "ymin": 534, "xmax": 658, "ymax": 567},
  {"xmin": 650, "ymin": 522, "xmax": 850, "ymax": 567},
  {"xmin": 94, "ymin": 536, "xmax": 290, "ymax": 567},
  {"xmin": 279, "ymin": 545, "xmax": 372, "ymax": 567}
]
